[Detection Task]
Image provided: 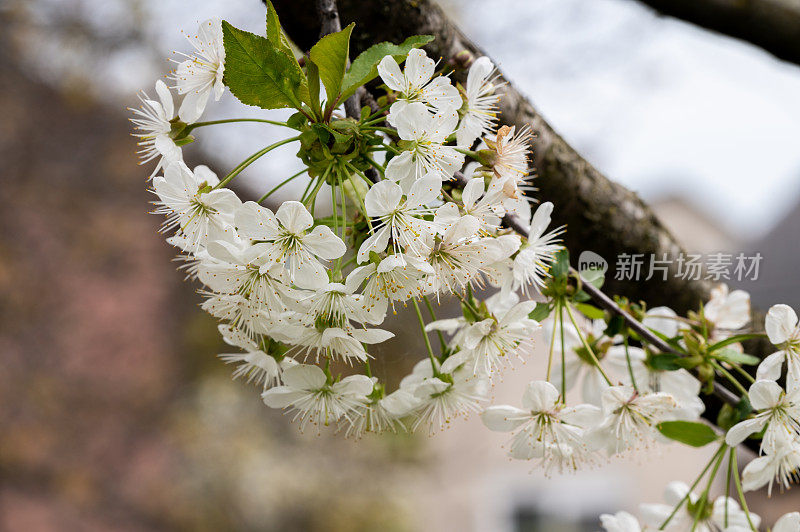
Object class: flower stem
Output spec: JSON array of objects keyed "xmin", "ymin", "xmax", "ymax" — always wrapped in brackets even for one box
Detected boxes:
[
  {"xmin": 184, "ymin": 118, "xmax": 290, "ymax": 133},
  {"xmin": 258, "ymin": 167, "xmax": 307, "ymax": 203},
  {"xmin": 546, "ymin": 301, "xmax": 558, "ymax": 382},
  {"xmin": 564, "ymin": 303, "xmax": 613, "ymax": 386},
  {"xmin": 710, "ymin": 360, "xmax": 750, "ymax": 398},
  {"xmin": 215, "ymin": 136, "xmax": 300, "ymax": 189},
  {"xmin": 731, "ymin": 449, "xmax": 758, "ymax": 531},
  {"xmin": 623, "ymin": 335, "xmax": 639, "ymax": 393},
  {"xmin": 412, "ymin": 298, "xmax": 439, "ymax": 376},
  {"xmin": 659, "ymin": 443, "xmax": 727, "ymax": 530},
  {"xmin": 423, "ymin": 295, "xmax": 448, "ymax": 353}
]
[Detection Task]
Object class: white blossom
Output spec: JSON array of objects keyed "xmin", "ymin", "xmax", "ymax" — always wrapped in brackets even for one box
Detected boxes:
[
  {"xmin": 725, "ymin": 379, "xmax": 800, "ymax": 451},
  {"xmin": 130, "ymin": 80, "xmax": 183, "ymax": 177},
  {"xmin": 235, "ymin": 200, "xmax": 346, "ymax": 289},
  {"xmin": 757, "ymin": 304, "xmax": 800, "ymax": 390},
  {"xmin": 482, "ymin": 380, "xmax": 600, "ymax": 473},
  {"xmin": 741, "ymin": 432, "xmax": 800, "ymax": 495},
  {"xmin": 152, "ymin": 161, "xmax": 240, "ymax": 252},
  {"xmin": 588, "ymin": 385, "xmax": 677, "ymax": 455},
  {"xmin": 606, "ymin": 345, "xmax": 704, "ymax": 420},
  {"xmin": 462, "ymin": 299, "xmax": 539, "ymax": 375},
  {"xmin": 345, "ymin": 254, "xmax": 433, "ymax": 323},
  {"xmin": 704, "ymin": 284, "xmax": 751, "ymax": 331},
  {"xmin": 640, "ymin": 481, "xmax": 759, "ymax": 531},
  {"xmin": 217, "ymin": 324, "xmax": 293, "ymax": 389},
  {"xmin": 774, "ymin": 512, "xmax": 800, "ymax": 532},
  {"xmin": 378, "ymin": 48, "xmax": 461, "ymax": 119},
  {"xmin": 510, "ymin": 202, "xmax": 564, "ymax": 294},
  {"xmin": 426, "ymin": 213, "xmax": 507, "ymax": 294},
  {"xmin": 357, "ymin": 175, "xmax": 440, "ymax": 262},
  {"xmin": 399, "ymin": 355, "xmax": 488, "ymax": 434},
  {"xmin": 261, "ymin": 364, "xmax": 373, "ymax": 430},
  {"xmin": 642, "ymin": 306, "xmax": 681, "ymax": 338},
  {"xmin": 172, "ymin": 18, "xmax": 225, "ymax": 123},
  {"xmin": 456, "ymin": 56, "xmax": 500, "ymax": 147},
  {"xmin": 600, "ymin": 511, "xmax": 644, "ymax": 532},
  {"xmin": 385, "ymin": 102, "xmax": 464, "ymax": 190}
]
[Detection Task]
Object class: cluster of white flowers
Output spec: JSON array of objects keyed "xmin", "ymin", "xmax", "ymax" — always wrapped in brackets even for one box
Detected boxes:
[
  {"xmin": 137, "ymin": 23, "xmax": 565, "ymax": 439},
  {"xmin": 135, "ymin": 16, "xmax": 800, "ymax": 530}
]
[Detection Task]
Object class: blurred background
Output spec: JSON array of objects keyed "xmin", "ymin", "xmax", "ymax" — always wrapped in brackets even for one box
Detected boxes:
[{"xmin": 1, "ymin": 0, "xmax": 799, "ymax": 530}]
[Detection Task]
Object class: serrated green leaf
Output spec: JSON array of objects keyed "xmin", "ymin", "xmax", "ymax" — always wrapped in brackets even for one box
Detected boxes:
[
  {"xmin": 309, "ymin": 23, "xmax": 354, "ymax": 110},
  {"xmin": 340, "ymin": 34, "xmax": 434, "ymax": 101},
  {"xmin": 713, "ymin": 347, "xmax": 760, "ymax": 366},
  {"xmin": 574, "ymin": 302, "xmax": 604, "ymax": 320},
  {"xmin": 221, "ymin": 21, "xmax": 308, "ymax": 110},
  {"xmin": 657, "ymin": 421, "xmax": 718, "ymax": 447},
  {"xmin": 265, "ymin": 0, "xmax": 294, "ymax": 56},
  {"xmin": 528, "ymin": 303, "xmax": 551, "ymax": 322}
]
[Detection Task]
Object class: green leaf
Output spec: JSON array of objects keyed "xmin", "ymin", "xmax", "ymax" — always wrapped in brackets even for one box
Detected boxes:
[
  {"xmin": 717, "ymin": 398, "xmax": 753, "ymax": 432},
  {"xmin": 306, "ymin": 60, "xmax": 323, "ymax": 119},
  {"xmin": 550, "ymin": 249, "xmax": 570, "ymax": 279},
  {"xmin": 648, "ymin": 353, "xmax": 684, "ymax": 371},
  {"xmin": 340, "ymin": 34, "xmax": 434, "ymax": 101},
  {"xmin": 574, "ymin": 302, "xmax": 604, "ymax": 320},
  {"xmin": 309, "ymin": 23, "xmax": 354, "ymax": 109},
  {"xmin": 707, "ymin": 333, "xmax": 767, "ymax": 352},
  {"xmin": 579, "ymin": 267, "xmax": 605, "ymax": 289},
  {"xmin": 221, "ymin": 21, "xmax": 308, "ymax": 110},
  {"xmin": 528, "ymin": 303, "xmax": 552, "ymax": 322},
  {"xmin": 572, "ymin": 289, "xmax": 591, "ymax": 303},
  {"xmin": 605, "ymin": 315, "xmax": 625, "ymax": 337},
  {"xmin": 656, "ymin": 421, "xmax": 718, "ymax": 447},
  {"xmin": 713, "ymin": 347, "xmax": 760, "ymax": 366},
  {"xmin": 265, "ymin": 0, "xmax": 294, "ymax": 56}
]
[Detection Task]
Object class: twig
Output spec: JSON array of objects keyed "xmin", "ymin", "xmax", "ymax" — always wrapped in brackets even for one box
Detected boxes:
[{"xmin": 315, "ymin": 0, "xmax": 362, "ymax": 120}]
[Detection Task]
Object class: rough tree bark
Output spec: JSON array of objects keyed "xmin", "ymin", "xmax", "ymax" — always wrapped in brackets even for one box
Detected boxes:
[
  {"xmin": 271, "ymin": 0, "xmax": 713, "ymax": 314},
  {"xmin": 634, "ymin": 0, "xmax": 800, "ymax": 66}
]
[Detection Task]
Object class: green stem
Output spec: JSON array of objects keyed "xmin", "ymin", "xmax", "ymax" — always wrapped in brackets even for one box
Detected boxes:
[
  {"xmin": 258, "ymin": 168, "xmax": 307, "ymax": 203},
  {"xmin": 423, "ymin": 295, "xmax": 448, "ymax": 353},
  {"xmin": 564, "ymin": 303, "xmax": 613, "ymax": 386},
  {"xmin": 731, "ymin": 449, "xmax": 758, "ymax": 531},
  {"xmin": 725, "ymin": 448, "xmax": 733, "ymax": 528},
  {"xmin": 361, "ymin": 126, "xmax": 396, "ymax": 135},
  {"xmin": 184, "ymin": 118, "xmax": 289, "ymax": 133},
  {"xmin": 559, "ymin": 303, "xmax": 567, "ymax": 401},
  {"xmin": 545, "ymin": 301, "xmax": 558, "ymax": 382},
  {"xmin": 215, "ymin": 136, "xmax": 300, "ymax": 189},
  {"xmin": 659, "ymin": 444, "xmax": 727, "ymax": 530},
  {"xmin": 710, "ymin": 361, "xmax": 750, "ymax": 398},
  {"xmin": 623, "ymin": 335, "xmax": 639, "ymax": 393},
  {"xmin": 693, "ymin": 446, "xmax": 726, "ymax": 531},
  {"xmin": 412, "ymin": 298, "xmax": 439, "ymax": 376},
  {"xmin": 363, "ymin": 155, "xmax": 386, "ymax": 178},
  {"xmin": 728, "ymin": 362, "xmax": 756, "ymax": 384},
  {"xmin": 455, "ymin": 147, "xmax": 480, "ymax": 160}
]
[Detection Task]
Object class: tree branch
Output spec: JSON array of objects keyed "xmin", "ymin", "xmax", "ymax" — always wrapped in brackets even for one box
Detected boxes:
[{"xmin": 633, "ymin": 0, "xmax": 800, "ymax": 66}]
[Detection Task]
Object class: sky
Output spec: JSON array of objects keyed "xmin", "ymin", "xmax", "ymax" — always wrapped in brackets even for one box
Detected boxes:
[{"xmin": 19, "ymin": 0, "xmax": 800, "ymax": 240}]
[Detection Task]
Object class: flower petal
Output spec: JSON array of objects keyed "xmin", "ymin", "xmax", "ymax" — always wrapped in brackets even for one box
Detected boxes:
[
  {"xmin": 766, "ymin": 304, "xmax": 798, "ymax": 345},
  {"xmin": 276, "ymin": 200, "xmax": 313, "ymax": 233},
  {"xmin": 481, "ymin": 405, "xmax": 528, "ymax": 432}
]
